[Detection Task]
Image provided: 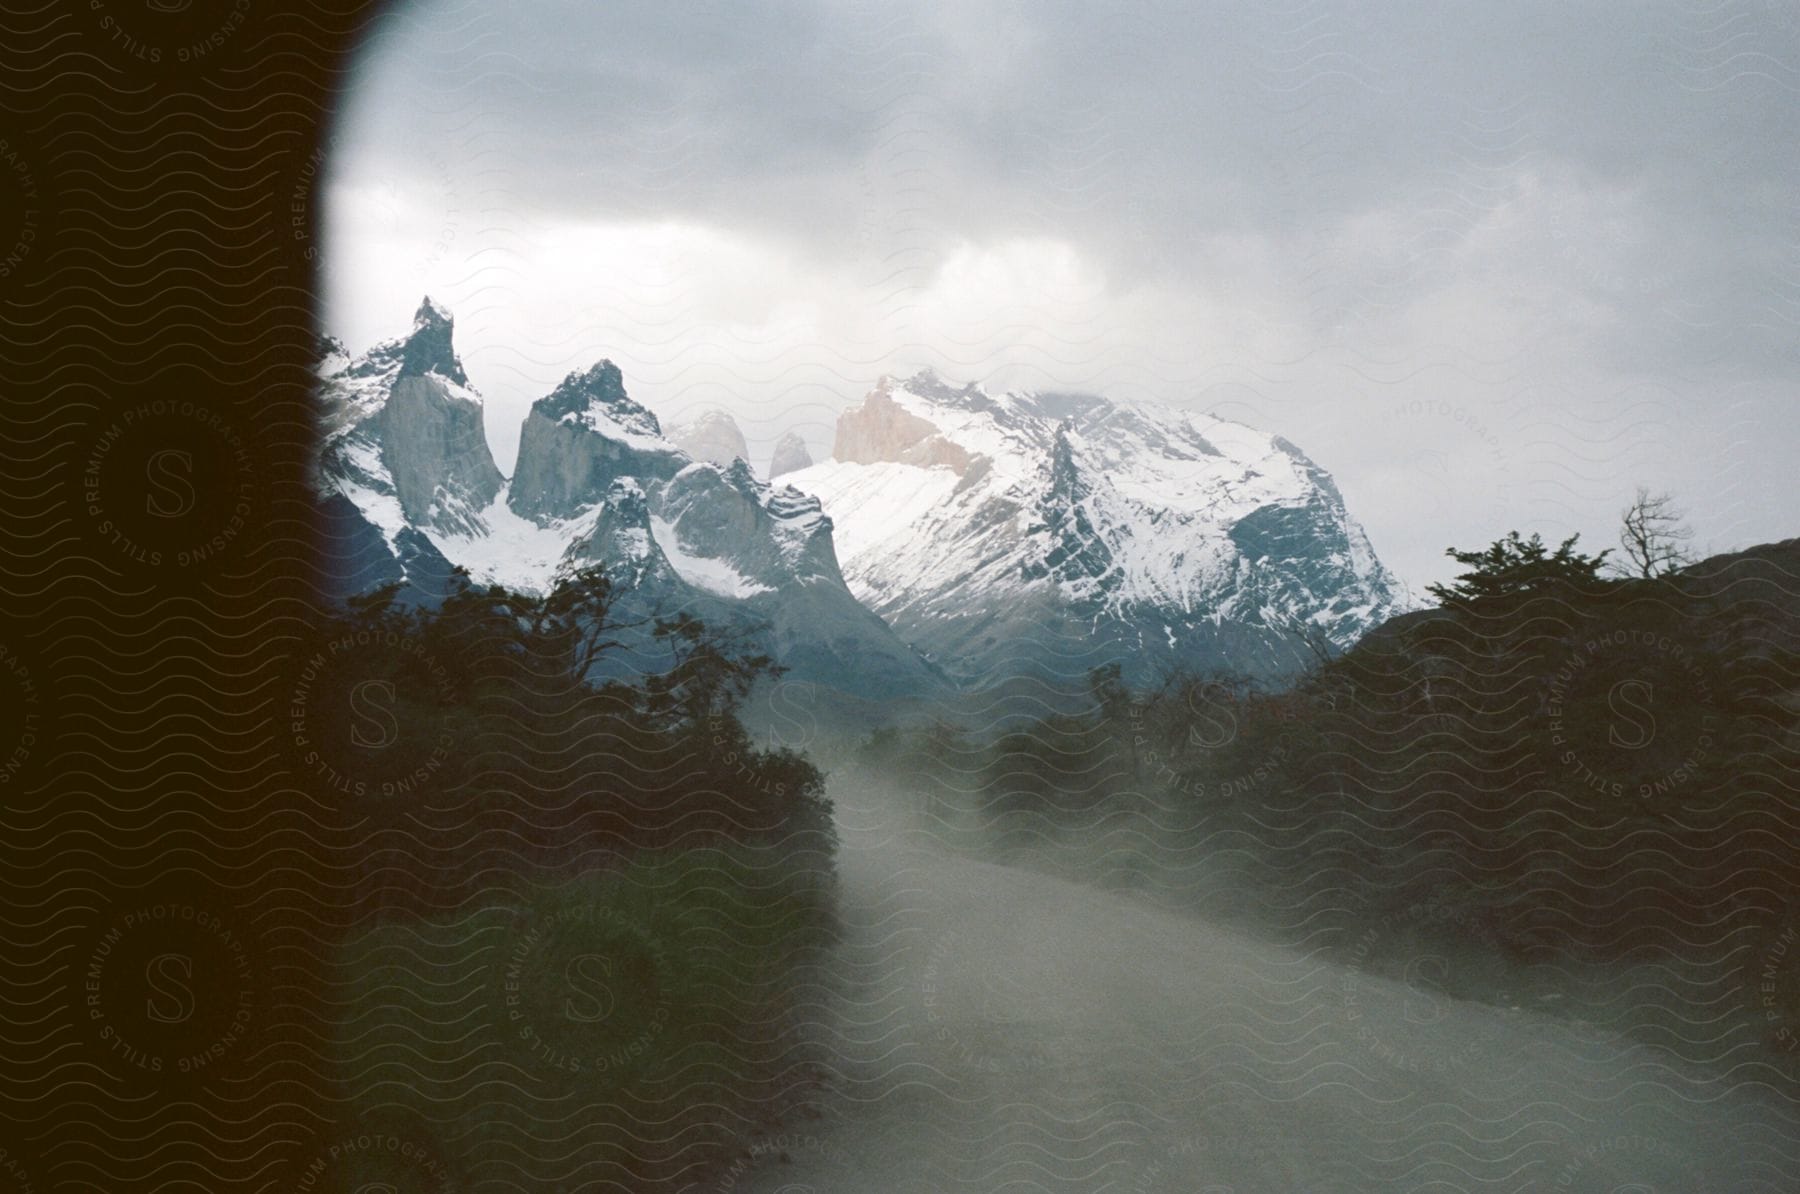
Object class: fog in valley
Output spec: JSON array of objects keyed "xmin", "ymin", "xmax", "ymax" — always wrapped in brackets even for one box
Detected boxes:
[{"xmin": 707, "ymin": 725, "xmax": 1800, "ymax": 1192}]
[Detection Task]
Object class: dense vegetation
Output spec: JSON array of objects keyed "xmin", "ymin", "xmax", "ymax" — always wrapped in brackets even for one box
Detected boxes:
[
  {"xmin": 859, "ymin": 536, "xmax": 1800, "ymax": 1070},
  {"xmin": 294, "ymin": 568, "xmax": 836, "ymax": 1190}
]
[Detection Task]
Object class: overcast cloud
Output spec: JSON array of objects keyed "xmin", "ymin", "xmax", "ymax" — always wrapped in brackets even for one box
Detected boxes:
[{"xmin": 324, "ymin": 0, "xmax": 1800, "ymax": 588}]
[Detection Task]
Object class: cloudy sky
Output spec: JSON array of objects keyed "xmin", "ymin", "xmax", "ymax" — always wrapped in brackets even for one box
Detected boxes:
[{"xmin": 324, "ymin": 0, "xmax": 1799, "ymax": 589}]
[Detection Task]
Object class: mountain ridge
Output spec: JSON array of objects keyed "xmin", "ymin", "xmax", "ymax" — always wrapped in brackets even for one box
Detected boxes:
[
  {"xmin": 314, "ymin": 300, "xmax": 1408, "ymax": 702},
  {"xmin": 785, "ymin": 370, "xmax": 1409, "ymax": 689},
  {"xmin": 313, "ymin": 301, "xmax": 943, "ymax": 701}
]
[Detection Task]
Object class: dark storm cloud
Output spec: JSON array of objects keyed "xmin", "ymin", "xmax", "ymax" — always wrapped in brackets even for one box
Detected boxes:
[
  {"xmin": 347, "ymin": 0, "xmax": 1796, "ymax": 370},
  {"xmin": 330, "ymin": 0, "xmax": 1800, "ymax": 583}
]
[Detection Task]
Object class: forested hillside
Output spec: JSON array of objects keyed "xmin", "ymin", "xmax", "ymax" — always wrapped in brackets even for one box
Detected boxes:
[
  {"xmin": 856, "ymin": 538, "xmax": 1800, "ymax": 1076},
  {"xmin": 287, "ymin": 568, "xmax": 837, "ymax": 1190}
]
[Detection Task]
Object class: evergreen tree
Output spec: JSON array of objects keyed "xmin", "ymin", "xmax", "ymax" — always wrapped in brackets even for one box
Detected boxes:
[{"xmin": 1425, "ymin": 531, "xmax": 1611, "ymax": 605}]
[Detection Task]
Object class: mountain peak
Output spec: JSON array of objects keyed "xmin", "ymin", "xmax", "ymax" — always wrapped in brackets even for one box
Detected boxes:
[
  {"xmin": 669, "ymin": 409, "xmax": 750, "ymax": 469},
  {"xmin": 398, "ymin": 295, "xmax": 468, "ymax": 386},
  {"xmin": 315, "ymin": 299, "xmax": 945, "ymax": 700},
  {"xmin": 566, "ymin": 359, "xmax": 628, "ymax": 400},
  {"xmin": 315, "ymin": 333, "xmax": 350, "ymax": 374},
  {"xmin": 769, "ymin": 430, "xmax": 814, "ymax": 478},
  {"xmin": 896, "ymin": 367, "xmax": 993, "ymax": 412},
  {"xmin": 533, "ymin": 359, "xmax": 651, "ymax": 429},
  {"xmin": 414, "ymin": 295, "xmax": 453, "ymax": 327},
  {"xmin": 509, "ymin": 357, "xmax": 679, "ymax": 524},
  {"xmin": 832, "ymin": 383, "xmax": 976, "ymax": 475},
  {"xmin": 789, "ymin": 380, "xmax": 1408, "ymax": 689},
  {"xmin": 723, "ymin": 455, "xmax": 758, "ymax": 488}
]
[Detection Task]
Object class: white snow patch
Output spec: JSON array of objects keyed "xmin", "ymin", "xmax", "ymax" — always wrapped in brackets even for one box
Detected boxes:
[
  {"xmin": 649, "ymin": 516, "xmax": 772, "ymax": 599},
  {"xmin": 328, "ymin": 476, "xmax": 408, "ymax": 550},
  {"xmin": 783, "ymin": 459, "xmax": 963, "ymax": 569},
  {"xmin": 778, "ymin": 375, "xmax": 1402, "ymax": 647},
  {"xmin": 430, "ymin": 485, "xmax": 603, "ymax": 594},
  {"xmin": 559, "ymin": 404, "xmax": 669, "ymax": 453}
]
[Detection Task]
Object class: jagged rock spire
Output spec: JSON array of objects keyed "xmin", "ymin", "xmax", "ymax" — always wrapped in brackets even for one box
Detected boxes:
[
  {"xmin": 769, "ymin": 431, "xmax": 814, "ymax": 478},
  {"xmin": 398, "ymin": 295, "xmax": 468, "ymax": 386}
]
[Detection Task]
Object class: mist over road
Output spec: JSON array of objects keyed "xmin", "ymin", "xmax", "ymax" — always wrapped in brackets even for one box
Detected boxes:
[{"xmin": 734, "ymin": 780, "xmax": 1799, "ymax": 1193}]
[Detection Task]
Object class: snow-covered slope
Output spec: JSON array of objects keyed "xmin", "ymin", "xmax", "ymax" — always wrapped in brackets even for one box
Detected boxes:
[
  {"xmin": 313, "ymin": 301, "xmax": 941, "ymax": 700},
  {"xmin": 785, "ymin": 371, "xmax": 1407, "ymax": 689},
  {"xmin": 315, "ymin": 304, "xmax": 1405, "ymax": 702}
]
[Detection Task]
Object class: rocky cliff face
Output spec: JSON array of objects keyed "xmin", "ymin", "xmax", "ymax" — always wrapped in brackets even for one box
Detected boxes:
[
  {"xmin": 662, "ymin": 460, "xmax": 842, "ymax": 582},
  {"xmin": 315, "ymin": 297, "xmax": 503, "ymax": 543},
  {"xmin": 508, "ymin": 362, "xmax": 685, "ymax": 524},
  {"xmin": 380, "ymin": 375, "xmax": 505, "ymax": 535},
  {"xmin": 785, "ymin": 371, "xmax": 1408, "ymax": 691},
  {"xmin": 667, "ymin": 410, "xmax": 749, "ymax": 470},
  {"xmin": 768, "ymin": 431, "xmax": 814, "ymax": 478},
  {"xmin": 833, "ymin": 380, "xmax": 974, "ymax": 474},
  {"xmin": 317, "ymin": 303, "xmax": 1406, "ymax": 704},
  {"xmin": 314, "ymin": 301, "xmax": 942, "ymax": 702},
  {"xmin": 561, "ymin": 478, "xmax": 683, "ymax": 593}
]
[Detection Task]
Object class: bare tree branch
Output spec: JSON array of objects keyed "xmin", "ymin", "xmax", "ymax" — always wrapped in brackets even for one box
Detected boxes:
[{"xmin": 1617, "ymin": 486, "xmax": 1695, "ymax": 579}]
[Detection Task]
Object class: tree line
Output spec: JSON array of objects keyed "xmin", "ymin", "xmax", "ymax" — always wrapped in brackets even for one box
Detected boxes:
[
  {"xmin": 856, "ymin": 487, "xmax": 1800, "ymax": 1068},
  {"xmin": 292, "ymin": 566, "xmax": 838, "ymax": 1191}
]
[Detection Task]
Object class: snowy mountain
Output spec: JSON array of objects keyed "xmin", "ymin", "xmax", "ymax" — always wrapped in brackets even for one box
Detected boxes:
[
  {"xmin": 313, "ymin": 302, "xmax": 1405, "ymax": 705},
  {"xmin": 769, "ymin": 431, "xmax": 814, "ymax": 479},
  {"xmin": 783, "ymin": 371, "xmax": 1408, "ymax": 691},
  {"xmin": 311, "ymin": 298, "xmax": 502, "ymax": 540},
  {"xmin": 312, "ymin": 299, "xmax": 942, "ymax": 700},
  {"xmin": 666, "ymin": 410, "xmax": 750, "ymax": 471}
]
